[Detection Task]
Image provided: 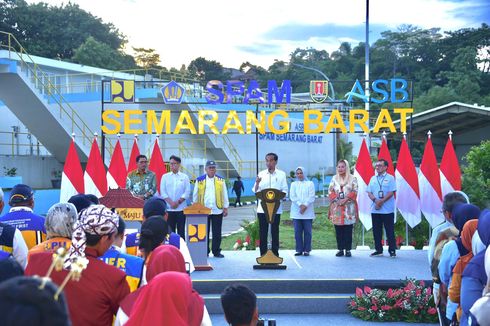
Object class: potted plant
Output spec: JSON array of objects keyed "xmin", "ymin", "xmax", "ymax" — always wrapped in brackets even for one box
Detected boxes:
[{"xmin": 51, "ymin": 169, "xmax": 62, "ymax": 188}]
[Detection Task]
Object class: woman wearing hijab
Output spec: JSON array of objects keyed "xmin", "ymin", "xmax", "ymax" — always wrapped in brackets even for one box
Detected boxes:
[
  {"xmin": 289, "ymin": 166, "xmax": 316, "ymax": 256},
  {"xmin": 28, "ymin": 203, "xmax": 78, "ymax": 260},
  {"xmin": 328, "ymin": 159, "xmax": 358, "ymax": 257},
  {"xmin": 461, "ymin": 210, "xmax": 490, "ymax": 326},
  {"xmin": 126, "ymin": 271, "xmax": 206, "ymax": 326},
  {"xmin": 438, "ymin": 203, "xmax": 480, "ymax": 323},
  {"xmin": 469, "ymin": 246, "xmax": 490, "ymax": 326},
  {"xmin": 448, "ymin": 219, "xmax": 479, "ymax": 323}
]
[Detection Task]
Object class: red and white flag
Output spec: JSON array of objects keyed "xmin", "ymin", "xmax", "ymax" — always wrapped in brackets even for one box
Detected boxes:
[
  {"xmin": 107, "ymin": 138, "xmax": 127, "ymax": 189},
  {"xmin": 84, "ymin": 136, "xmax": 107, "ymax": 197},
  {"xmin": 395, "ymin": 136, "xmax": 421, "ymax": 228},
  {"xmin": 377, "ymin": 135, "xmax": 395, "ymax": 176},
  {"xmin": 60, "ymin": 139, "xmax": 84, "ymax": 202},
  {"xmin": 440, "ymin": 131, "xmax": 461, "ymax": 197},
  {"xmin": 127, "ymin": 137, "xmax": 140, "ymax": 174},
  {"xmin": 149, "ymin": 137, "xmax": 167, "ymax": 194},
  {"xmin": 418, "ymin": 132, "xmax": 444, "ymax": 227},
  {"xmin": 354, "ymin": 138, "xmax": 375, "ymax": 230}
]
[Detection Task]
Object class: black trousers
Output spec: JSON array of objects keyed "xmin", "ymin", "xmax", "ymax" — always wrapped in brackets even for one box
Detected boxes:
[
  {"xmin": 334, "ymin": 224, "xmax": 353, "ymax": 251},
  {"xmin": 234, "ymin": 191, "xmax": 242, "ymax": 206},
  {"xmin": 257, "ymin": 213, "xmax": 280, "ymax": 256},
  {"xmin": 207, "ymin": 214, "xmax": 223, "ymax": 255},
  {"xmin": 371, "ymin": 213, "xmax": 396, "ymax": 253},
  {"xmin": 167, "ymin": 211, "xmax": 186, "ymax": 239}
]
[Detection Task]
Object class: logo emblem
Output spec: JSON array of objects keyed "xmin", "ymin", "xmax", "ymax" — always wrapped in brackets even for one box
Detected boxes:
[
  {"xmin": 310, "ymin": 80, "xmax": 329, "ymax": 103},
  {"xmin": 266, "ymin": 190, "xmax": 275, "ymax": 201},
  {"xmin": 161, "ymin": 80, "xmax": 185, "ymax": 104},
  {"xmin": 111, "ymin": 80, "xmax": 134, "ymax": 103}
]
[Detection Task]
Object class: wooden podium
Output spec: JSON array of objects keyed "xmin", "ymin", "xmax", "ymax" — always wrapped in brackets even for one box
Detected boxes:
[
  {"xmin": 254, "ymin": 188, "xmax": 287, "ymax": 270},
  {"xmin": 184, "ymin": 203, "xmax": 212, "ymax": 271}
]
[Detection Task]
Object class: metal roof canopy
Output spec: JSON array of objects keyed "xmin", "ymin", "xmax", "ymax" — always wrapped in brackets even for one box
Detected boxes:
[{"xmin": 393, "ymin": 102, "xmax": 490, "ymax": 143}]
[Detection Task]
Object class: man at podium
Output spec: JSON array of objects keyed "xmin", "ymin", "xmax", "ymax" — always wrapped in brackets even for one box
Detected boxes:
[{"xmin": 253, "ymin": 153, "xmax": 288, "ymax": 257}]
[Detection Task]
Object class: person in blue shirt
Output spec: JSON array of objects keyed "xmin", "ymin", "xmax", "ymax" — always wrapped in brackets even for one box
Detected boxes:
[
  {"xmin": 0, "ymin": 184, "xmax": 46, "ymax": 249},
  {"xmin": 100, "ymin": 217, "xmax": 144, "ymax": 292},
  {"xmin": 460, "ymin": 210, "xmax": 490, "ymax": 326},
  {"xmin": 366, "ymin": 159, "xmax": 397, "ymax": 257}
]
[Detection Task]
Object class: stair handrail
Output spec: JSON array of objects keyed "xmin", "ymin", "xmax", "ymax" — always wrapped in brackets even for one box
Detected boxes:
[{"xmin": 0, "ymin": 31, "xmax": 114, "ymax": 154}]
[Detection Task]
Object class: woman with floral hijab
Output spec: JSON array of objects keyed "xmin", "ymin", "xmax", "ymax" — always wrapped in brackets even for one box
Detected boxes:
[{"xmin": 328, "ymin": 159, "xmax": 358, "ymax": 257}]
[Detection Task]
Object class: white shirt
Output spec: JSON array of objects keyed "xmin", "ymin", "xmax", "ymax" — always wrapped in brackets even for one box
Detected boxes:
[
  {"xmin": 13, "ymin": 228, "xmax": 28, "ymax": 268},
  {"xmin": 289, "ymin": 180, "xmax": 316, "ymax": 219},
  {"xmin": 192, "ymin": 175, "xmax": 229, "ymax": 215},
  {"xmin": 160, "ymin": 171, "xmax": 191, "ymax": 211},
  {"xmin": 253, "ymin": 168, "xmax": 288, "ymax": 214}
]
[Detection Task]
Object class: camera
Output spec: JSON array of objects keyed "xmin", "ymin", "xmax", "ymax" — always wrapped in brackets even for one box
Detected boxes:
[{"xmin": 257, "ymin": 318, "xmax": 276, "ymax": 326}]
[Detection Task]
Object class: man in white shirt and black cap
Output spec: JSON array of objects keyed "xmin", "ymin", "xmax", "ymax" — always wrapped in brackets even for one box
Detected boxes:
[{"xmin": 193, "ymin": 160, "xmax": 229, "ymax": 258}]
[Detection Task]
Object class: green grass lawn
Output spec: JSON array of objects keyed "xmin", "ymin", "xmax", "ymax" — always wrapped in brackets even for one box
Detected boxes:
[{"xmin": 222, "ymin": 206, "xmax": 375, "ymax": 250}]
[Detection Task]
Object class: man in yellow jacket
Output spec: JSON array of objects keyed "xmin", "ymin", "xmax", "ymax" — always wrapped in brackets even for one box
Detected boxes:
[{"xmin": 193, "ymin": 160, "xmax": 229, "ymax": 258}]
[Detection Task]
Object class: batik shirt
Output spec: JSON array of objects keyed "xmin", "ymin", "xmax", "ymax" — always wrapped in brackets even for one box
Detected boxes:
[{"xmin": 126, "ymin": 169, "xmax": 157, "ymax": 199}]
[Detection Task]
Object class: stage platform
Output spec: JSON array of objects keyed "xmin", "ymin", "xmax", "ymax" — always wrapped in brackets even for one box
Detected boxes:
[{"xmin": 192, "ymin": 249, "xmax": 433, "ymax": 317}]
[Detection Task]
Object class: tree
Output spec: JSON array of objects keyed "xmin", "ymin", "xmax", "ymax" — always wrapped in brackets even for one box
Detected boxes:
[
  {"xmin": 0, "ymin": 1, "xmax": 126, "ymax": 59},
  {"xmin": 132, "ymin": 47, "xmax": 162, "ymax": 69},
  {"xmin": 188, "ymin": 57, "xmax": 230, "ymax": 81},
  {"xmin": 72, "ymin": 37, "xmax": 136, "ymax": 70},
  {"xmin": 462, "ymin": 140, "xmax": 490, "ymax": 208}
]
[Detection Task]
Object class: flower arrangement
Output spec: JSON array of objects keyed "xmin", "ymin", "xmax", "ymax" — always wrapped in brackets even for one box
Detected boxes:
[
  {"xmin": 232, "ymin": 219, "xmax": 260, "ymax": 250},
  {"xmin": 349, "ymin": 279, "xmax": 438, "ymax": 323},
  {"xmin": 233, "ymin": 235, "xmax": 260, "ymax": 251}
]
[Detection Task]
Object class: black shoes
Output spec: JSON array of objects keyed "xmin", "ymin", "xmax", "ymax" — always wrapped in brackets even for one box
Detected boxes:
[
  {"xmin": 214, "ymin": 253, "xmax": 225, "ymax": 258},
  {"xmin": 389, "ymin": 251, "xmax": 396, "ymax": 258},
  {"xmin": 335, "ymin": 250, "xmax": 344, "ymax": 257},
  {"xmin": 294, "ymin": 252, "xmax": 302, "ymax": 256},
  {"xmin": 345, "ymin": 250, "xmax": 352, "ymax": 257},
  {"xmin": 303, "ymin": 252, "xmax": 310, "ymax": 256},
  {"xmin": 370, "ymin": 251, "xmax": 383, "ymax": 257}
]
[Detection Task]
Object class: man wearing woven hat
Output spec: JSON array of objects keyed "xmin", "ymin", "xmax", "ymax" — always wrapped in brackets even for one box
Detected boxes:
[
  {"xmin": 0, "ymin": 184, "xmax": 46, "ymax": 249},
  {"xmin": 193, "ymin": 160, "xmax": 229, "ymax": 258},
  {"xmin": 26, "ymin": 205, "xmax": 130, "ymax": 326}
]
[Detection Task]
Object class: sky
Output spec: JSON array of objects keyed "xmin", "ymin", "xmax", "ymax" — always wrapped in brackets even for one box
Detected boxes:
[{"xmin": 27, "ymin": 0, "xmax": 490, "ymax": 69}]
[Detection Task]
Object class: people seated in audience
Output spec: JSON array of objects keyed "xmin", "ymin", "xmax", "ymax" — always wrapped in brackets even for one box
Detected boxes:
[
  {"xmin": 26, "ymin": 205, "xmax": 129, "ymax": 326},
  {"xmin": 28, "ymin": 203, "xmax": 77, "ymax": 259},
  {"xmin": 0, "ymin": 276, "xmax": 70, "ymax": 326},
  {"xmin": 221, "ymin": 284, "xmax": 259, "ymax": 326},
  {"xmin": 0, "ymin": 257, "xmax": 24, "ymax": 283},
  {"xmin": 125, "ymin": 271, "xmax": 205, "ymax": 326}
]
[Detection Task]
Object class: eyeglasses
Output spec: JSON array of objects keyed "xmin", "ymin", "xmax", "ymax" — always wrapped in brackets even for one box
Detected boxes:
[{"xmin": 138, "ymin": 160, "xmax": 148, "ymax": 164}]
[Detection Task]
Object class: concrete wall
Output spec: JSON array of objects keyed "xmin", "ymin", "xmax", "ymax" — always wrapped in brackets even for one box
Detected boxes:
[{"xmin": 0, "ymin": 155, "xmax": 62, "ymax": 189}]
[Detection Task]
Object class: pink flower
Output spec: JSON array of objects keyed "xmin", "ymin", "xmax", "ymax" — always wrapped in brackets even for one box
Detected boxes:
[
  {"xmin": 350, "ymin": 300, "xmax": 357, "ymax": 307},
  {"xmin": 356, "ymin": 287, "xmax": 363, "ymax": 298},
  {"xmin": 245, "ymin": 235, "xmax": 251, "ymax": 243},
  {"xmin": 381, "ymin": 305, "xmax": 392, "ymax": 311},
  {"xmin": 415, "ymin": 289, "xmax": 421, "ymax": 296},
  {"xmin": 371, "ymin": 305, "xmax": 378, "ymax": 311},
  {"xmin": 387, "ymin": 288, "xmax": 394, "ymax": 298},
  {"xmin": 427, "ymin": 307, "xmax": 437, "ymax": 315},
  {"xmin": 358, "ymin": 307, "xmax": 366, "ymax": 311},
  {"xmin": 363, "ymin": 286, "xmax": 372, "ymax": 294},
  {"xmin": 371, "ymin": 298, "xmax": 378, "ymax": 305},
  {"xmin": 413, "ymin": 310, "xmax": 419, "ymax": 315},
  {"xmin": 419, "ymin": 280, "xmax": 425, "ymax": 287},
  {"xmin": 426, "ymin": 287, "xmax": 432, "ymax": 296},
  {"xmin": 255, "ymin": 239, "xmax": 260, "ymax": 246},
  {"xmin": 236, "ymin": 238, "xmax": 242, "ymax": 245}
]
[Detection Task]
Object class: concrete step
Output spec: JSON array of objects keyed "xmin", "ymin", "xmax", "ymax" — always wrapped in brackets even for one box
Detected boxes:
[{"xmin": 203, "ymin": 293, "xmax": 351, "ymax": 314}]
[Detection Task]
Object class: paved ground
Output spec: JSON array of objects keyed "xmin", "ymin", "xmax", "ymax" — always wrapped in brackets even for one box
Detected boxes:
[
  {"xmin": 192, "ymin": 249, "xmax": 431, "ymax": 281},
  {"xmin": 210, "ymin": 314, "xmax": 437, "ymax": 325}
]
